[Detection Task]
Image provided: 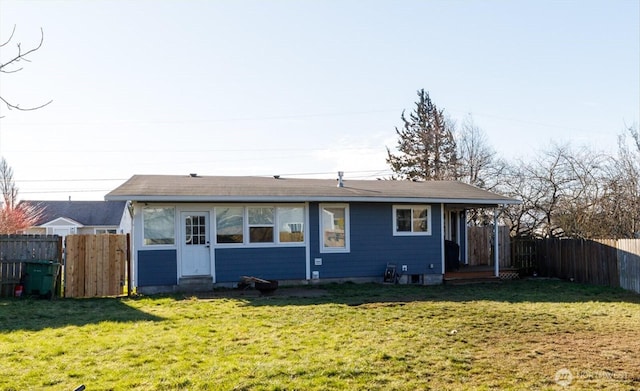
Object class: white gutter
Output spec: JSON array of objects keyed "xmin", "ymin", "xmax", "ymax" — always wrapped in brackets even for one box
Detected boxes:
[{"xmin": 106, "ymin": 194, "xmax": 521, "ymax": 205}]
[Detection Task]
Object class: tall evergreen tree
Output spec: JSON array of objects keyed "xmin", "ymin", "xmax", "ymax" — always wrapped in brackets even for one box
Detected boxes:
[{"xmin": 386, "ymin": 89, "xmax": 458, "ymax": 180}]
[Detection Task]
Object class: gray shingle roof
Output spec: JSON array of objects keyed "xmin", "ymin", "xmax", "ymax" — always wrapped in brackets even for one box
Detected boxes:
[
  {"xmin": 105, "ymin": 175, "xmax": 519, "ymax": 205},
  {"xmin": 20, "ymin": 200, "xmax": 127, "ymax": 226}
]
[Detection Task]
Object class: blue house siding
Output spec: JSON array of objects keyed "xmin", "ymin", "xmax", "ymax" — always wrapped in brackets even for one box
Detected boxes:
[
  {"xmin": 215, "ymin": 247, "xmax": 307, "ymax": 283},
  {"xmin": 138, "ymin": 250, "xmax": 178, "ymax": 286},
  {"xmin": 309, "ymin": 202, "xmax": 443, "ymax": 279}
]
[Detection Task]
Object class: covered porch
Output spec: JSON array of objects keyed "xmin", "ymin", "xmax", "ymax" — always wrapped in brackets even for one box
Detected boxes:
[{"xmin": 443, "ymin": 204, "xmax": 519, "ymax": 284}]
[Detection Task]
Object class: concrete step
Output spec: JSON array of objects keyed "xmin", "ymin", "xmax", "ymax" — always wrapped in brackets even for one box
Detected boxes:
[{"xmin": 178, "ymin": 276, "xmax": 213, "ymax": 292}]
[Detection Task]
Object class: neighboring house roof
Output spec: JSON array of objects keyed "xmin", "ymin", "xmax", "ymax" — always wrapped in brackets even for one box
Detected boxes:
[
  {"xmin": 105, "ymin": 175, "xmax": 519, "ymax": 205},
  {"xmin": 20, "ymin": 200, "xmax": 128, "ymax": 227}
]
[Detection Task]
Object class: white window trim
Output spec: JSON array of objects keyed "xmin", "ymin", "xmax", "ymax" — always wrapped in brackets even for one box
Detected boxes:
[
  {"xmin": 392, "ymin": 205, "xmax": 432, "ymax": 236},
  {"xmin": 319, "ymin": 203, "xmax": 350, "ymax": 253}
]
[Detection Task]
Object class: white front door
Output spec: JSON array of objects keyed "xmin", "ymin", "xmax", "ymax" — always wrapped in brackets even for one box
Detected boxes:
[{"xmin": 180, "ymin": 212, "xmax": 211, "ymax": 276}]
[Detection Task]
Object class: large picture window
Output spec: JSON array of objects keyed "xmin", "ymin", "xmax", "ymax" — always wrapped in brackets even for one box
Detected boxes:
[
  {"xmin": 320, "ymin": 204, "xmax": 349, "ymax": 253},
  {"xmin": 143, "ymin": 207, "xmax": 175, "ymax": 245},
  {"xmin": 216, "ymin": 207, "xmax": 244, "ymax": 243},
  {"xmin": 393, "ymin": 205, "xmax": 431, "ymax": 236},
  {"xmin": 278, "ymin": 207, "xmax": 304, "ymax": 243}
]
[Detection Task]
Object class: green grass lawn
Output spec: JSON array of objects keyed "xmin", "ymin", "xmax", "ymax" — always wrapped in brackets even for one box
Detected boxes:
[{"xmin": 1, "ymin": 280, "xmax": 639, "ymax": 390}]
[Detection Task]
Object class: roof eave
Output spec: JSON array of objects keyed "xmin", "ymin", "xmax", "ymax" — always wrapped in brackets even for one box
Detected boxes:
[{"xmin": 106, "ymin": 194, "xmax": 520, "ymax": 205}]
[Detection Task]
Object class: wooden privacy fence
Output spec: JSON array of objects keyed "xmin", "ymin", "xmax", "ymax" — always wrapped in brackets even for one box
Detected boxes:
[
  {"xmin": 533, "ymin": 238, "xmax": 640, "ymax": 294},
  {"xmin": 0, "ymin": 235, "xmax": 62, "ymax": 297},
  {"xmin": 65, "ymin": 234, "xmax": 129, "ymax": 298},
  {"xmin": 616, "ymin": 239, "xmax": 640, "ymax": 294},
  {"xmin": 467, "ymin": 226, "xmax": 511, "ymax": 267}
]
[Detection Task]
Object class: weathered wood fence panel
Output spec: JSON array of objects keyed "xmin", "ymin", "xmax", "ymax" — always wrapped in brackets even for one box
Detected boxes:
[
  {"xmin": 0, "ymin": 234, "xmax": 62, "ymax": 262},
  {"xmin": 467, "ymin": 226, "xmax": 511, "ymax": 267},
  {"xmin": 535, "ymin": 239, "xmax": 619, "ymax": 286},
  {"xmin": 0, "ymin": 235, "xmax": 62, "ymax": 297},
  {"xmin": 65, "ymin": 234, "xmax": 128, "ymax": 298},
  {"xmin": 617, "ymin": 239, "xmax": 640, "ymax": 294},
  {"xmin": 511, "ymin": 238, "xmax": 537, "ymax": 274},
  {"xmin": 532, "ymin": 238, "xmax": 640, "ymax": 293}
]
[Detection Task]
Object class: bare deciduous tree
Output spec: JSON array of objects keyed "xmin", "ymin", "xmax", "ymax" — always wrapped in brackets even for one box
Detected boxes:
[
  {"xmin": 0, "ymin": 157, "xmax": 42, "ymax": 234},
  {"xmin": 604, "ymin": 131, "xmax": 640, "ymax": 238},
  {"xmin": 0, "ymin": 25, "xmax": 52, "ymax": 115},
  {"xmin": 0, "ymin": 157, "xmax": 18, "ymax": 209},
  {"xmin": 456, "ymin": 115, "xmax": 500, "ymax": 189},
  {"xmin": 497, "ymin": 144, "xmax": 613, "ymax": 238}
]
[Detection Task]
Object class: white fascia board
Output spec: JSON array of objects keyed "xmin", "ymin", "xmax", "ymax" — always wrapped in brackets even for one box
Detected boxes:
[{"xmin": 107, "ymin": 194, "xmax": 520, "ymax": 205}]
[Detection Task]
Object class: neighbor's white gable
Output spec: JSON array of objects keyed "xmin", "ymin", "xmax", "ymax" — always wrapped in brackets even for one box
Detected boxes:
[{"xmin": 40, "ymin": 217, "xmax": 84, "ymax": 228}]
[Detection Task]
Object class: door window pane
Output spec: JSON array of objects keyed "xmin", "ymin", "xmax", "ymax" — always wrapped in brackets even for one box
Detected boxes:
[{"xmin": 185, "ymin": 215, "xmax": 206, "ymax": 245}]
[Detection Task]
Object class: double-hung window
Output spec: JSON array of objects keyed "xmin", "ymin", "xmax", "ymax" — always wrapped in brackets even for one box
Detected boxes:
[
  {"xmin": 393, "ymin": 205, "xmax": 431, "ymax": 236},
  {"xmin": 248, "ymin": 207, "xmax": 274, "ymax": 243}
]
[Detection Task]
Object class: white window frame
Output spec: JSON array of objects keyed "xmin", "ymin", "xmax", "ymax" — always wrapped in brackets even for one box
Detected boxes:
[
  {"xmin": 214, "ymin": 204, "xmax": 306, "ymax": 247},
  {"xmin": 392, "ymin": 205, "xmax": 432, "ymax": 236},
  {"xmin": 319, "ymin": 203, "xmax": 350, "ymax": 253}
]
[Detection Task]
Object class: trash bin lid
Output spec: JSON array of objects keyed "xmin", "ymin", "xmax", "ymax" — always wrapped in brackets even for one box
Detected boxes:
[{"xmin": 25, "ymin": 260, "xmax": 60, "ymax": 265}]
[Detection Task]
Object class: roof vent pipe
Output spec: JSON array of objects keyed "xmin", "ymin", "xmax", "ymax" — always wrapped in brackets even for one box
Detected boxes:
[{"xmin": 337, "ymin": 171, "xmax": 344, "ymax": 188}]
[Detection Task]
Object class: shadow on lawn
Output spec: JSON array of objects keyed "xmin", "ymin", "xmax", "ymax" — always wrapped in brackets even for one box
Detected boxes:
[
  {"xmin": 0, "ymin": 297, "xmax": 164, "ymax": 332},
  {"xmin": 204, "ymin": 279, "xmax": 640, "ymax": 307}
]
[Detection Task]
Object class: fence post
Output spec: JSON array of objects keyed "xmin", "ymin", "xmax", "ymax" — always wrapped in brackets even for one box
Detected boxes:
[{"xmin": 126, "ymin": 233, "xmax": 132, "ymax": 297}]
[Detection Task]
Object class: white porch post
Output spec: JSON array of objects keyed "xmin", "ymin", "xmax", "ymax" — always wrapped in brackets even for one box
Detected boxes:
[
  {"xmin": 494, "ymin": 208, "xmax": 500, "ymax": 277},
  {"xmin": 441, "ymin": 204, "xmax": 446, "ymax": 274}
]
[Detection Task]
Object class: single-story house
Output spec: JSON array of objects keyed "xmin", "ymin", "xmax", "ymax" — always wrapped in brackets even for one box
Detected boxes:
[
  {"xmin": 20, "ymin": 200, "xmax": 132, "ymax": 239},
  {"xmin": 105, "ymin": 174, "xmax": 519, "ymax": 293}
]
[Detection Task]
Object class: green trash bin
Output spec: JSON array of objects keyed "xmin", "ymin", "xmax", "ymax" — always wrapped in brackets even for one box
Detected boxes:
[{"xmin": 23, "ymin": 260, "xmax": 61, "ymax": 299}]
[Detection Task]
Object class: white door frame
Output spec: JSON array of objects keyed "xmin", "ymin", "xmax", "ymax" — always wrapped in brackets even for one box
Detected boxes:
[{"xmin": 179, "ymin": 211, "xmax": 212, "ymax": 277}]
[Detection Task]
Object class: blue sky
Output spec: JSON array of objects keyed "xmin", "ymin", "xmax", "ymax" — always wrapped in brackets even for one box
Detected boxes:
[{"xmin": 0, "ymin": 0, "xmax": 638, "ymax": 200}]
